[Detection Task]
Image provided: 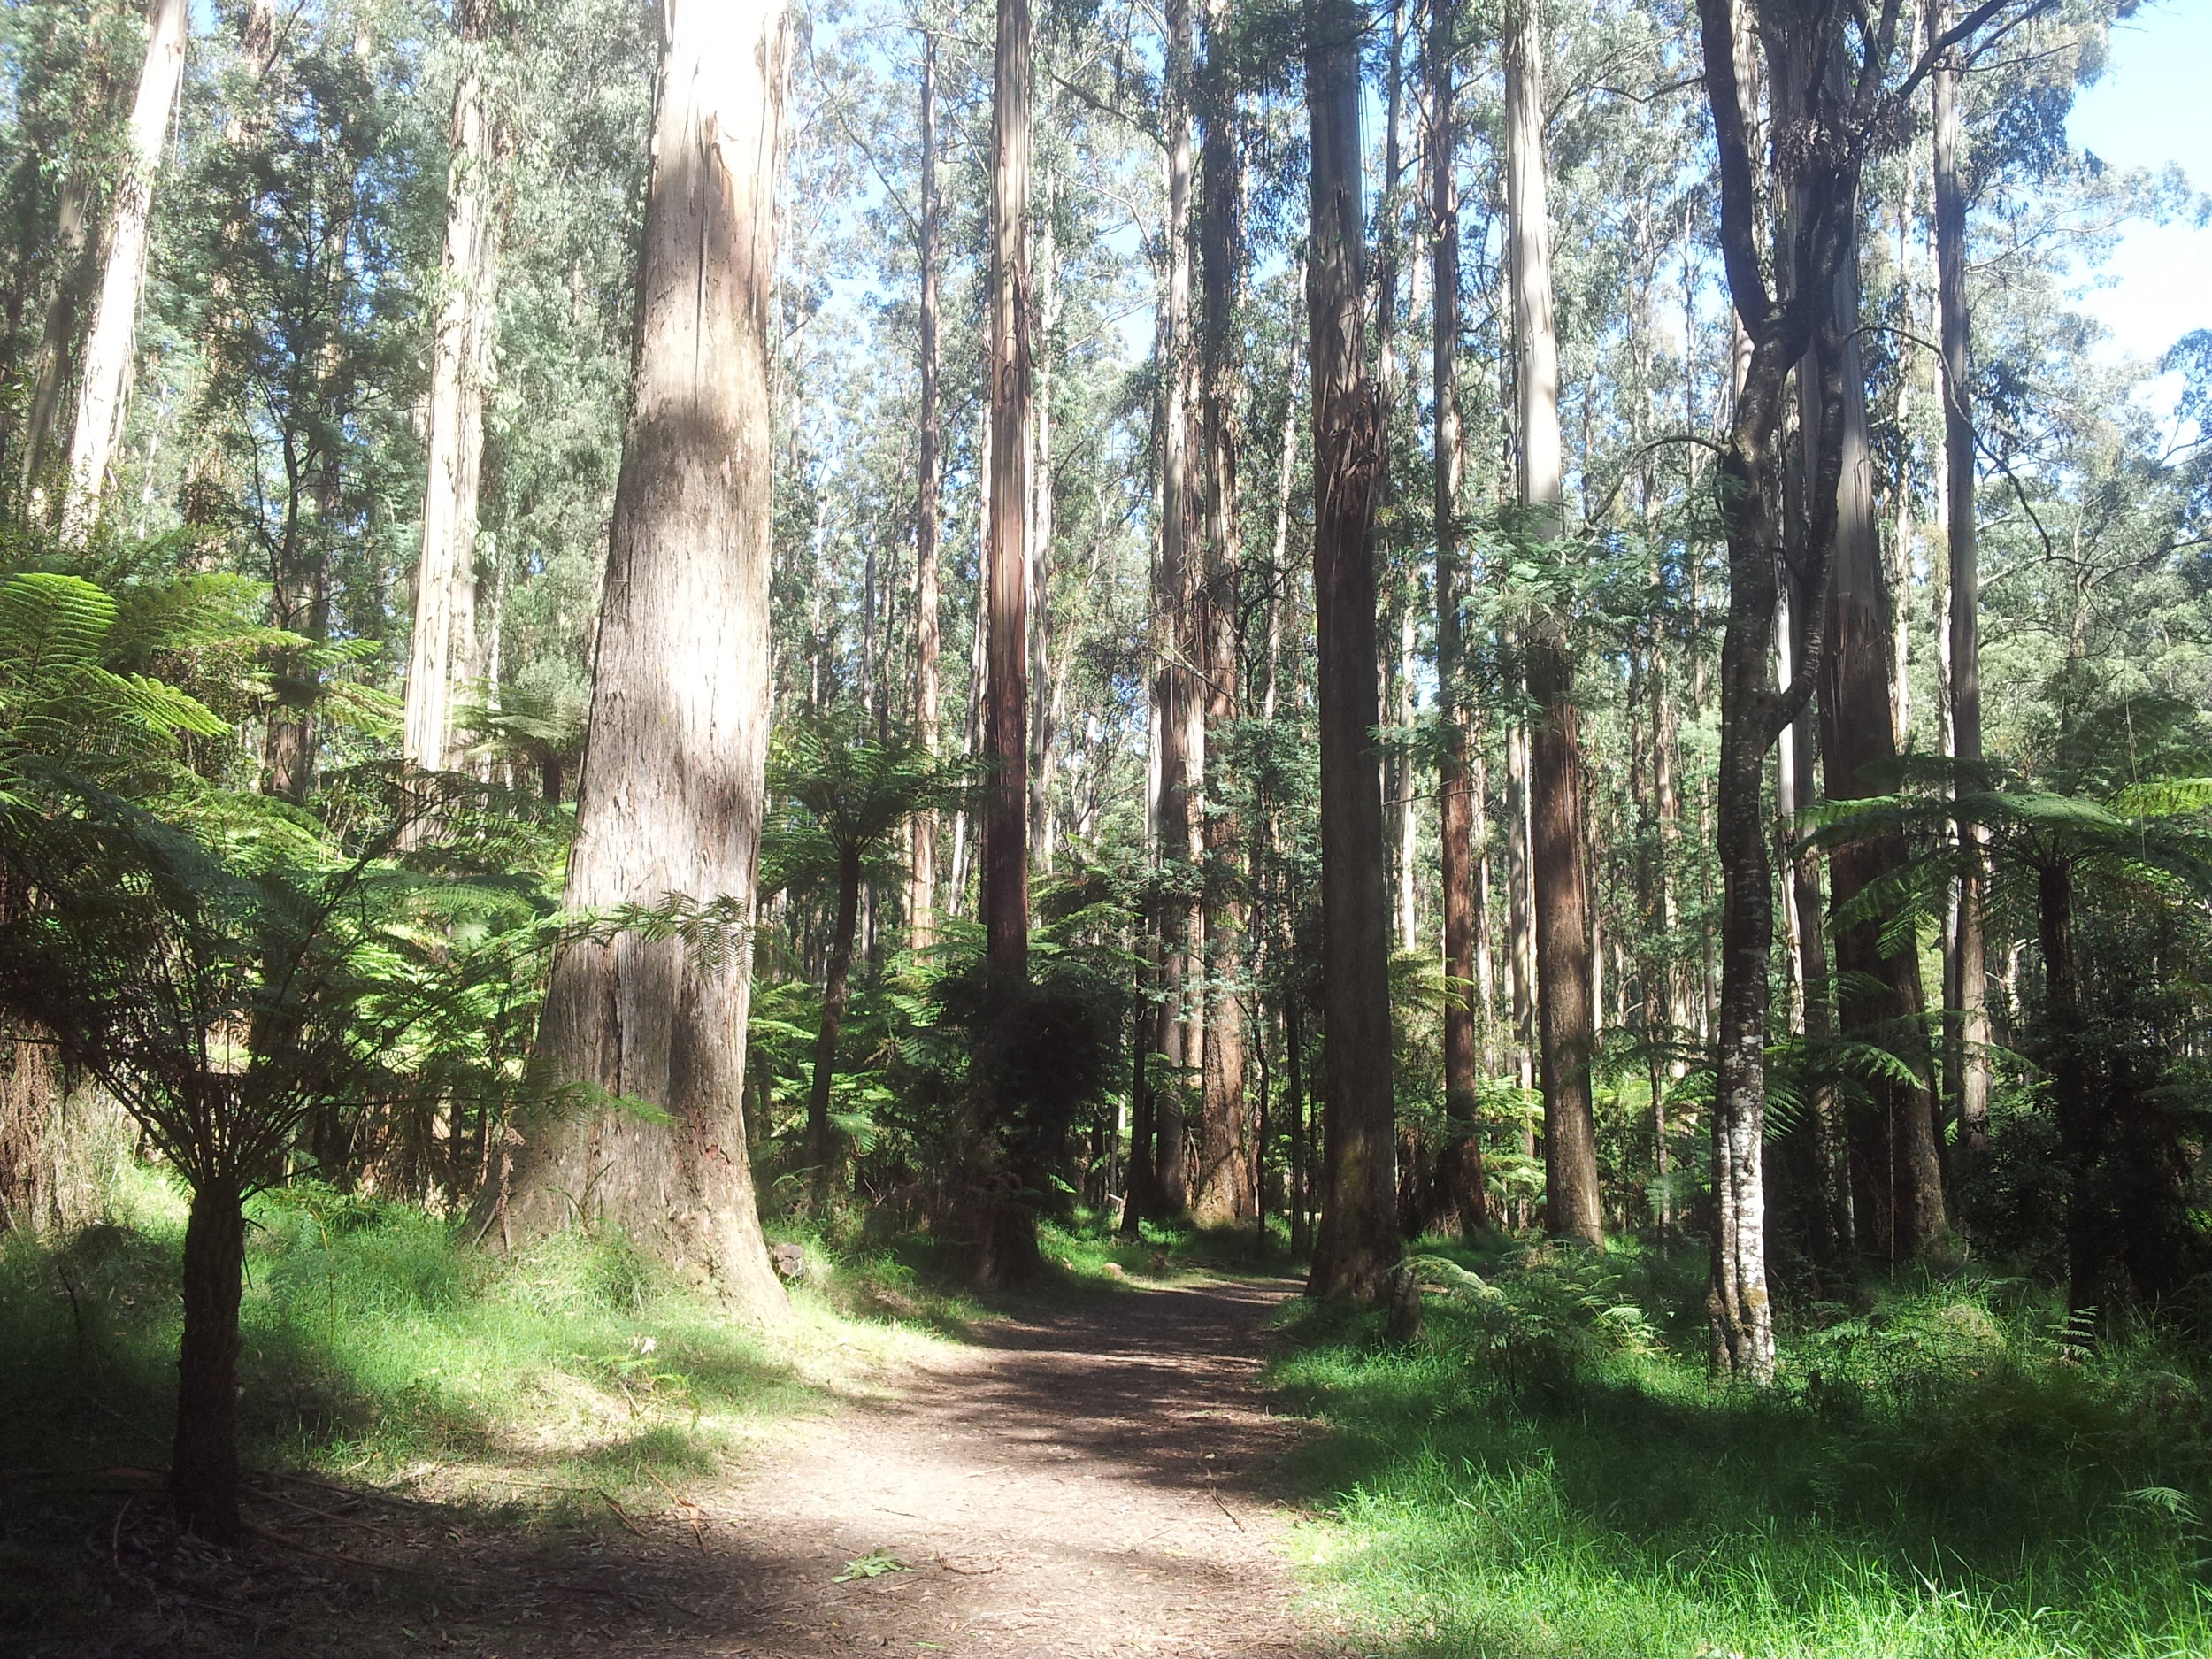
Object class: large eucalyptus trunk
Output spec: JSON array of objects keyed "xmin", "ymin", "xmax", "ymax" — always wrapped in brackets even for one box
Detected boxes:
[
  {"xmin": 1432, "ymin": 0, "xmax": 1487, "ymax": 1237},
  {"xmin": 1811, "ymin": 238, "xmax": 1947, "ymax": 1257},
  {"xmin": 1934, "ymin": 4, "xmax": 1990, "ymax": 1156},
  {"xmin": 1148, "ymin": 0, "xmax": 1198, "ymax": 1217},
  {"xmin": 1303, "ymin": 0, "xmax": 1397, "ymax": 1305},
  {"xmin": 63, "ymin": 0, "xmax": 188, "ymax": 534},
  {"xmin": 1506, "ymin": 0, "xmax": 1601, "ymax": 1246},
  {"xmin": 982, "ymin": 0, "xmax": 1033, "ymax": 979},
  {"xmin": 1191, "ymin": 5, "xmax": 1249, "ymax": 1228},
  {"xmin": 910, "ymin": 33, "xmax": 944, "ymax": 952},
  {"xmin": 403, "ymin": 0, "xmax": 501, "ymax": 774},
  {"xmin": 490, "ymin": 0, "xmax": 789, "ymax": 1314},
  {"xmin": 973, "ymin": 0, "xmax": 1039, "ymax": 1286}
]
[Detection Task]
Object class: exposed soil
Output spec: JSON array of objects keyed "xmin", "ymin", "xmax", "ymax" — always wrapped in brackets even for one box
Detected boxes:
[{"xmin": 13, "ymin": 1275, "xmax": 1333, "ymax": 1658}]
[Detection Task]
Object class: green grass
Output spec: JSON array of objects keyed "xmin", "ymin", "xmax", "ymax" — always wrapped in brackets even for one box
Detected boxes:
[
  {"xmin": 0, "ymin": 1171, "xmax": 962, "ymax": 1517},
  {"xmin": 1273, "ymin": 1238, "xmax": 2212, "ymax": 1658},
  {"xmin": 1036, "ymin": 1211, "xmax": 1294, "ymax": 1287}
]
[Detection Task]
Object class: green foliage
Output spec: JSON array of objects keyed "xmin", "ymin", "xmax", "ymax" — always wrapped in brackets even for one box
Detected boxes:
[
  {"xmin": 1277, "ymin": 1249, "xmax": 2212, "ymax": 1659},
  {"xmin": 0, "ymin": 1180, "xmax": 960, "ymax": 1518}
]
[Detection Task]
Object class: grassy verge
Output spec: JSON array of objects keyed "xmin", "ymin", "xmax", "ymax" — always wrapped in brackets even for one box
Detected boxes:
[
  {"xmin": 1272, "ymin": 1237, "xmax": 2212, "ymax": 1658},
  {"xmin": 0, "ymin": 1171, "xmax": 972, "ymax": 1532}
]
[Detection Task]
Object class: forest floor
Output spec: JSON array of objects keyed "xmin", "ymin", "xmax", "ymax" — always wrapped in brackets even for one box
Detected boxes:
[{"xmin": 25, "ymin": 1272, "xmax": 1338, "ymax": 1659}]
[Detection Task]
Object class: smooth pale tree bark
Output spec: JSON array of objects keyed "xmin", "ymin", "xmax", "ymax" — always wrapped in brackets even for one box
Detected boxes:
[
  {"xmin": 489, "ymin": 0, "xmax": 789, "ymax": 1314},
  {"xmin": 403, "ymin": 0, "xmax": 501, "ymax": 775},
  {"xmin": 1148, "ymin": 0, "xmax": 1197, "ymax": 1217},
  {"xmin": 1935, "ymin": 4, "xmax": 1990, "ymax": 1156},
  {"xmin": 982, "ymin": 0, "xmax": 1032, "ymax": 979},
  {"xmin": 910, "ymin": 32, "xmax": 944, "ymax": 952},
  {"xmin": 1191, "ymin": 4, "xmax": 1249, "ymax": 1226},
  {"xmin": 1304, "ymin": 0, "xmax": 1397, "ymax": 1305},
  {"xmin": 1432, "ymin": 0, "xmax": 1486, "ymax": 1235},
  {"xmin": 63, "ymin": 0, "xmax": 188, "ymax": 534},
  {"xmin": 1506, "ymin": 0, "xmax": 1601, "ymax": 1246}
]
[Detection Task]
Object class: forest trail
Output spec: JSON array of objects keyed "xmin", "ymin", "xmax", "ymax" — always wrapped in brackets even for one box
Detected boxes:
[{"xmin": 695, "ymin": 1272, "xmax": 1319, "ymax": 1658}]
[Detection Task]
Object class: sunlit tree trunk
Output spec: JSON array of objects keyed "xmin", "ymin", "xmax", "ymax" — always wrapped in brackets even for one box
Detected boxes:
[
  {"xmin": 403, "ymin": 0, "xmax": 501, "ymax": 775},
  {"xmin": 1304, "ymin": 0, "xmax": 1397, "ymax": 1304},
  {"xmin": 982, "ymin": 0, "xmax": 1032, "ymax": 979},
  {"xmin": 489, "ymin": 0, "xmax": 790, "ymax": 1314},
  {"xmin": 1507, "ymin": 0, "xmax": 1600, "ymax": 1246},
  {"xmin": 1192, "ymin": 4, "xmax": 1249, "ymax": 1227},
  {"xmin": 910, "ymin": 33, "xmax": 943, "ymax": 952},
  {"xmin": 63, "ymin": 0, "xmax": 188, "ymax": 534},
  {"xmin": 1935, "ymin": 2, "xmax": 1989, "ymax": 1157},
  {"xmin": 1432, "ymin": 0, "xmax": 1486, "ymax": 1236},
  {"xmin": 1148, "ymin": 0, "xmax": 1198, "ymax": 1217}
]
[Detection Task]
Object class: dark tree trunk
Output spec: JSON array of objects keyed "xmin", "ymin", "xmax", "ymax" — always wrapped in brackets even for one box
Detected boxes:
[
  {"xmin": 172, "ymin": 1176, "xmax": 247, "ymax": 1543},
  {"xmin": 1303, "ymin": 0, "xmax": 1397, "ymax": 1305},
  {"xmin": 1286, "ymin": 987, "xmax": 1309, "ymax": 1255},
  {"xmin": 1123, "ymin": 966, "xmax": 1155, "ymax": 1235},
  {"xmin": 808, "ymin": 847, "xmax": 863, "ymax": 1207},
  {"xmin": 2036, "ymin": 862, "xmax": 2097, "ymax": 1323},
  {"xmin": 1528, "ymin": 636, "xmax": 1601, "ymax": 1243},
  {"xmin": 1811, "ymin": 236, "xmax": 1947, "ymax": 1259}
]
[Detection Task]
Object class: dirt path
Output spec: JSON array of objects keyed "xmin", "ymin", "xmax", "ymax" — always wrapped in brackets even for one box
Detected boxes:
[
  {"xmin": 698, "ymin": 1273, "xmax": 1317, "ymax": 1658},
  {"xmin": 35, "ymin": 1274, "xmax": 1328, "ymax": 1658}
]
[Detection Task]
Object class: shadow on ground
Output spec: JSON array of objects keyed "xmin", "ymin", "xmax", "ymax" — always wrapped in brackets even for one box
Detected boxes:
[{"xmin": 7, "ymin": 1275, "xmax": 1328, "ymax": 1659}]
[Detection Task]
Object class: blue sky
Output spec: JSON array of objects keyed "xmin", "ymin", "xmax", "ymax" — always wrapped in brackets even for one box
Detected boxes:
[{"xmin": 2067, "ymin": 0, "xmax": 2211, "ymax": 363}]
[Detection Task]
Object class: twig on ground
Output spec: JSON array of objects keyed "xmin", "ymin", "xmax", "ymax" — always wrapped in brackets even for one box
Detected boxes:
[
  {"xmin": 645, "ymin": 1470, "xmax": 710, "ymax": 1555},
  {"xmin": 598, "ymin": 1490, "xmax": 651, "ymax": 1540},
  {"xmin": 1207, "ymin": 1481, "xmax": 1247, "ymax": 1532}
]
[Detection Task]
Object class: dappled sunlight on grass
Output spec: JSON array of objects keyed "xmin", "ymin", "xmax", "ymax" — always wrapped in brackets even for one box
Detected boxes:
[
  {"xmin": 0, "ymin": 1173, "xmax": 964, "ymax": 1525},
  {"xmin": 1275, "ymin": 1238, "xmax": 2212, "ymax": 1659}
]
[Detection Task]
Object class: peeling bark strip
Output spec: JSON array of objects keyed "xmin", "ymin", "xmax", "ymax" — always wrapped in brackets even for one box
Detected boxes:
[
  {"xmin": 403, "ymin": 0, "xmax": 502, "ymax": 775},
  {"xmin": 1303, "ymin": 0, "xmax": 1397, "ymax": 1306},
  {"xmin": 494, "ymin": 0, "xmax": 789, "ymax": 1315},
  {"xmin": 63, "ymin": 0, "xmax": 188, "ymax": 534}
]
